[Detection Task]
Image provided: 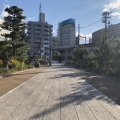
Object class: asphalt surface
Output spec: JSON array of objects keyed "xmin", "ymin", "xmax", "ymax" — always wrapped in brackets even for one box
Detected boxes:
[
  {"xmin": 0, "ymin": 64, "xmax": 120, "ymax": 120},
  {"xmin": 0, "ymin": 65, "xmax": 48, "ymax": 97}
]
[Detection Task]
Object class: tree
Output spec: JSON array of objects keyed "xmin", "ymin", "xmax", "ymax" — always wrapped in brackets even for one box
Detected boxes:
[
  {"xmin": 0, "ymin": 39, "xmax": 12, "ymax": 68},
  {"xmin": 110, "ymin": 38, "xmax": 120, "ymax": 77},
  {"xmin": 0, "ymin": 6, "xmax": 28, "ymax": 68},
  {"xmin": 52, "ymin": 52, "xmax": 62, "ymax": 62},
  {"xmin": 95, "ymin": 39, "xmax": 116, "ymax": 74},
  {"xmin": 72, "ymin": 45, "xmax": 90, "ymax": 68},
  {"xmin": 71, "ymin": 38, "xmax": 120, "ymax": 77},
  {"xmin": 1, "ymin": 6, "xmax": 27, "ymax": 58}
]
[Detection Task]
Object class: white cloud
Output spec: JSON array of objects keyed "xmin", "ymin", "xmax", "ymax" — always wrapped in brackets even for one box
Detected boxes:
[
  {"xmin": 75, "ymin": 32, "xmax": 92, "ymax": 38},
  {"xmin": 103, "ymin": 8, "xmax": 110, "ymax": 12},
  {"xmin": 111, "ymin": 12, "xmax": 120, "ymax": 18},
  {"xmin": 27, "ymin": 17, "xmax": 35, "ymax": 20},
  {"xmin": 75, "ymin": 32, "xmax": 86, "ymax": 37},
  {"xmin": 52, "ymin": 29, "xmax": 56, "ymax": 35},
  {"xmin": 0, "ymin": 4, "xmax": 10, "ymax": 18},
  {"xmin": 103, "ymin": 0, "xmax": 120, "ymax": 12},
  {"xmin": 86, "ymin": 34, "xmax": 92, "ymax": 38},
  {"xmin": 52, "ymin": 29, "xmax": 58, "ymax": 36},
  {"xmin": 0, "ymin": 29, "xmax": 10, "ymax": 35},
  {"xmin": 0, "ymin": 18, "xmax": 4, "ymax": 24},
  {"xmin": 52, "ymin": 29, "xmax": 55, "ymax": 33},
  {"xmin": 103, "ymin": 0, "xmax": 120, "ymax": 19}
]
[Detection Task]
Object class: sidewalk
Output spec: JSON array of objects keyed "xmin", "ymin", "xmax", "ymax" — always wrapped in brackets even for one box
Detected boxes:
[{"xmin": 0, "ymin": 64, "xmax": 120, "ymax": 120}]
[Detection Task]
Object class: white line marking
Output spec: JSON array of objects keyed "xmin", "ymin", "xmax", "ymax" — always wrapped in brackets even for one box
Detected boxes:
[{"xmin": 0, "ymin": 67, "xmax": 49, "ymax": 100}]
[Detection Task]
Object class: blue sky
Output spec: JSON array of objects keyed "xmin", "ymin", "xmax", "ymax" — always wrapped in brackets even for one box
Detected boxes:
[{"xmin": 0, "ymin": 0, "xmax": 120, "ymax": 40}]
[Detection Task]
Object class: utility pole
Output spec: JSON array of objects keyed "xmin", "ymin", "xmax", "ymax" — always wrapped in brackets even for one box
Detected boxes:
[
  {"xmin": 77, "ymin": 24, "xmax": 86, "ymax": 45},
  {"xmin": 85, "ymin": 36, "xmax": 86, "ymax": 44},
  {"xmin": 77, "ymin": 24, "xmax": 80, "ymax": 46},
  {"xmin": 49, "ymin": 37, "xmax": 52, "ymax": 66},
  {"xmin": 102, "ymin": 11, "xmax": 111, "ymax": 40}
]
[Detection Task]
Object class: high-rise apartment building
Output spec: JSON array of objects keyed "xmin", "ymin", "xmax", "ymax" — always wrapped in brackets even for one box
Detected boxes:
[
  {"xmin": 92, "ymin": 23, "xmax": 120, "ymax": 44},
  {"xmin": 92, "ymin": 29, "xmax": 105, "ymax": 44},
  {"xmin": 108, "ymin": 23, "xmax": 120, "ymax": 39},
  {"xmin": 57, "ymin": 18, "xmax": 76, "ymax": 48},
  {"xmin": 27, "ymin": 6, "xmax": 53, "ymax": 60}
]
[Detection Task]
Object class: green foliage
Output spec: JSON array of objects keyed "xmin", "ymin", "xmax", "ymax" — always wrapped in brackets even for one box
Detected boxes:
[
  {"xmin": 38, "ymin": 58, "xmax": 46, "ymax": 64},
  {"xmin": 68, "ymin": 55, "xmax": 72, "ymax": 60},
  {"xmin": 1, "ymin": 5, "xmax": 28, "ymax": 59},
  {"xmin": 0, "ymin": 60, "xmax": 3, "ymax": 66},
  {"xmin": 0, "ymin": 40, "xmax": 12, "ymax": 65},
  {"xmin": 0, "ymin": 68, "xmax": 9, "ymax": 76},
  {"xmin": 53, "ymin": 53, "xmax": 62, "ymax": 61},
  {"xmin": 10, "ymin": 58, "xmax": 21, "ymax": 69},
  {"xmin": 72, "ymin": 45, "xmax": 90, "ymax": 68},
  {"xmin": 71, "ymin": 38, "xmax": 120, "ymax": 78},
  {"xmin": 20, "ymin": 61, "xmax": 26, "ymax": 69},
  {"xmin": 9, "ymin": 58, "xmax": 28, "ymax": 70},
  {"xmin": 0, "ymin": 6, "xmax": 28, "ymax": 69},
  {"xmin": 26, "ymin": 64, "xmax": 34, "ymax": 69}
]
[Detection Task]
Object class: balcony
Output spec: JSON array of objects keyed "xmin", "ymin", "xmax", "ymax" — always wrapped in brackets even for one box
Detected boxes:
[
  {"xmin": 44, "ymin": 28, "xmax": 49, "ymax": 31},
  {"xmin": 44, "ymin": 36, "xmax": 49, "ymax": 39},
  {"xmin": 43, "ymin": 44, "xmax": 49, "ymax": 48},
  {"xmin": 43, "ymin": 40, "xmax": 49, "ymax": 44},
  {"xmin": 44, "ymin": 50, "xmax": 49, "ymax": 54},
  {"xmin": 34, "ymin": 31, "xmax": 41, "ymax": 34}
]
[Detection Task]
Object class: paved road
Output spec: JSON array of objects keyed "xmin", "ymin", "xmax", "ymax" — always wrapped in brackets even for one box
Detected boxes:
[{"xmin": 0, "ymin": 64, "xmax": 120, "ymax": 120}]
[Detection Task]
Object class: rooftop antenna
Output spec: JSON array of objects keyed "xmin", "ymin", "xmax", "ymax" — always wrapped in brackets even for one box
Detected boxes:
[
  {"xmin": 39, "ymin": 3, "xmax": 42, "ymax": 13},
  {"xmin": 39, "ymin": 3, "xmax": 42, "ymax": 22}
]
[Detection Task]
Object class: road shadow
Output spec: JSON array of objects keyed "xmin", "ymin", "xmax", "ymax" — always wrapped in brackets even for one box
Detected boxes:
[
  {"xmin": 31, "ymin": 65, "xmax": 119, "ymax": 119},
  {"xmin": 68, "ymin": 67, "xmax": 120, "ymax": 105}
]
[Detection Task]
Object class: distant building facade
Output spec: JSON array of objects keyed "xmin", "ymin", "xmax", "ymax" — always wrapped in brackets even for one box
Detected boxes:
[
  {"xmin": 27, "ymin": 7, "xmax": 53, "ymax": 60},
  {"xmin": 92, "ymin": 29, "xmax": 105, "ymax": 44},
  {"xmin": 92, "ymin": 23, "xmax": 120, "ymax": 44},
  {"xmin": 108, "ymin": 23, "xmax": 120, "ymax": 39}
]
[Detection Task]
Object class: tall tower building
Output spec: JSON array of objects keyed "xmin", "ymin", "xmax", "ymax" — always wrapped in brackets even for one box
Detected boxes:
[
  {"xmin": 57, "ymin": 18, "xmax": 76, "ymax": 48},
  {"xmin": 27, "ymin": 4, "xmax": 53, "ymax": 61},
  {"xmin": 39, "ymin": 4, "xmax": 45, "ymax": 22}
]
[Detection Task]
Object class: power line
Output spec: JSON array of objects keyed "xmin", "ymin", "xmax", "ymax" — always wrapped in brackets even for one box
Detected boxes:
[
  {"xmin": 78, "ymin": 19, "xmax": 102, "ymax": 29},
  {"xmin": 53, "ymin": 19, "xmax": 102, "ymax": 35}
]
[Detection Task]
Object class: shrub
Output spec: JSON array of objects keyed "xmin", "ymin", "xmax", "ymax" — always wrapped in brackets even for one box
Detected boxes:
[
  {"xmin": 20, "ymin": 62, "xmax": 26, "ymax": 69},
  {"xmin": 9, "ymin": 58, "xmax": 21, "ymax": 70},
  {"xmin": 26, "ymin": 64, "xmax": 34, "ymax": 69},
  {"xmin": 0, "ymin": 60, "xmax": 3, "ymax": 67},
  {"xmin": 38, "ymin": 58, "xmax": 46, "ymax": 64},
  {"xmin": 0, "ymin": 68, "xmax": 10, "ymax": 76}
]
